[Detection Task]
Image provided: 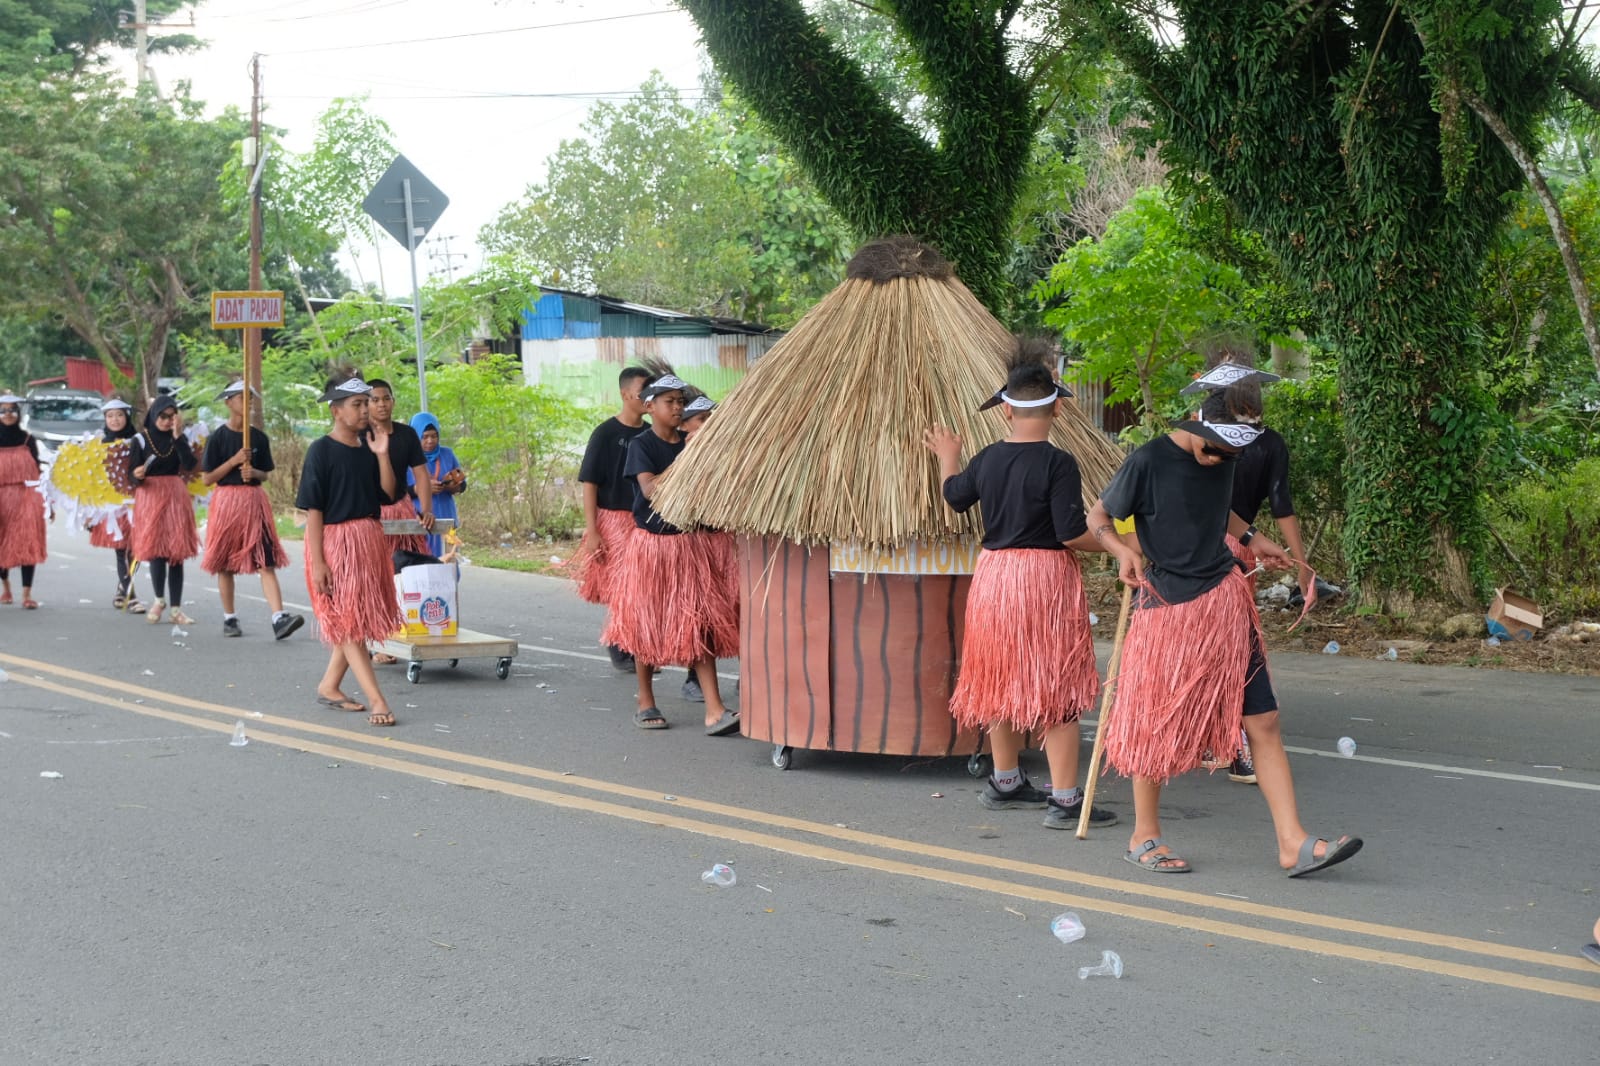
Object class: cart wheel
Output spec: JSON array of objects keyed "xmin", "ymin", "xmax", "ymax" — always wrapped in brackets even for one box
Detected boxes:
[
  {"xmin": 772, "ymin": 745, "xmax": 793, "ymax": 771},
  {"xmin": 407, "ymin": 661, "xmax": 422, "ymax": 684},
  {"xmin": 448, "ymin": 658, "xmax": 459, "ymax": 669},
  {"xmin": 496, "ymin": 658, "xmax": 511, "ymax": 680},
  {"xmin": 967, "ymin": 752, "xmax": 991, "ymax": 779}
]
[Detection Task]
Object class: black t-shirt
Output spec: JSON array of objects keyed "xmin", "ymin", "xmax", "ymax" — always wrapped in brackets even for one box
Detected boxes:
[
  {"xmin": 202, "ymin": 425, "xmax": 276, "ymax": 486},
  {"xmin": 579, "ymin": 417, "xmax": 649, "ymax": 511},
  {"xmin": 296, "ymin": 435, "xmax": 384, "ymax": 526},
  {"xmin": 365, "ymin": 423, "xmax": 426, "ymax": 505},
  {"xmin": 1229, "ymin": 427, "xmax": 1294, "ymax": 522},
  {"xmin": 942, "ymin": 440, "xmax": 1087, "ymax": 550},
  {"xmin": 1101, "ymin": 435, "xmax": 1238, "ymax": 605},
  {"xmin": 128, "ymin": 432, "xmax": 198, "ymax": 478},
  {"xmin": 624, "ymin": 429, "xmax": 685, "ymax": 535}
]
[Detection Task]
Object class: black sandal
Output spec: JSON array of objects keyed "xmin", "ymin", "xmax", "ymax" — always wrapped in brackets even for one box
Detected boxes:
[{"xmin": 634, "ymin": 707, "xmax": 668, "ymax": 730}]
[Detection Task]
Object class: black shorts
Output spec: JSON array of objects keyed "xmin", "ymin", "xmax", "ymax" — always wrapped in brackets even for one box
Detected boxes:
[{"xmin": 1243, "ymin": 629, "xmax": 1277, "ymax": 716}]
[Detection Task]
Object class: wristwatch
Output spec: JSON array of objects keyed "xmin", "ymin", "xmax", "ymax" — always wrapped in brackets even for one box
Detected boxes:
[{"xmin": 1239, "ymin": 525, "xmax": 1257, "ymax": 546}]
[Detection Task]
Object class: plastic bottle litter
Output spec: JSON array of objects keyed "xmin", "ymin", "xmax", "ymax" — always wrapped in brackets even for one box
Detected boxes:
[
  {"xmin": 1336, "ymin": 736, "xmax": 1357, "ymax": 758},
  {"xmin": 1078, "ymin": 949, "xmax": 1123, "ymax": 980},
  {"xmin": 1050, "ymin": 912, "xmax": 1086, "ymax": 944},
  {"xmin": 229, "ymin": 721, "xmax": 249, "ymax": 748},
  {"xmin": 1322, "ymin": 641, "xmax": 1341, "ymax": 655},
  {"xmin": 1382, "ymin": 647, "xmax": 1398, "ymax": 661},
  {"xmin": 170, "ymin": 626, "xmax": 188, "ymax": 638},
  {"xmin": 700, "ymin": 863, "xmax": 737, "ymax": 888},
  {"xmin": 1088, "ymin": 612, "xmax": 1099, "ymax": 625},
  {"xmin": 1485, "ymin": 636, "xmax": 1502, "ymax": 647},
  {"xmin": 39, "ymin": 771, "xmax": 63, "ymax": 779}
]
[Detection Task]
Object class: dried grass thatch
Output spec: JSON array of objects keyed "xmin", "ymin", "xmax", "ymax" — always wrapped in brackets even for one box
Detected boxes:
[{"xmin": 653, "ymin": 239, "xmax": 1126, "ymax": 550}]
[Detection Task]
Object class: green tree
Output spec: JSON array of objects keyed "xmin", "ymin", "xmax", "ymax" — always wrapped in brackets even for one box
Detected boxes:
[
  {"xmin": 1035, "ymin": 187, "xmax": 1244, "ymax": 428},
  {"xmin": 0, "ymin": 0, "xmax": 199, "ymax": 75},
  {"xmin": 0, "ymin": 70, "xmax": 246, "ymax": 400},
  {"xmin": 1086, "ymin": 1, "xmax": 1564, "ymax": 608}
]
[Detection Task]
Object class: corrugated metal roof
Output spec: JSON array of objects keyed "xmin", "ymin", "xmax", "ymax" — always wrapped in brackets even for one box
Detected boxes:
[{"xmin": 535, "ymin": 285, "xmax": 776, "ymax": 336}]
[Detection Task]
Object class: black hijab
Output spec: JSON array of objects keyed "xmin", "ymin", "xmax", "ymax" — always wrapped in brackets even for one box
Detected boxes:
[
  {"xmin": 140, "ymin": 396, "xmax": 197, "ymax": 471},
  {"xmin": 0, "ymin": 399, "xmax": 25, "ymax": 448}
]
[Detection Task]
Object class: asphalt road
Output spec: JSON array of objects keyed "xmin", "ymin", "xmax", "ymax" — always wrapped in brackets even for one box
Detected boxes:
[{"xmin": 3, "ymin": 526, "xmax": 1597, "ymax": 1066}]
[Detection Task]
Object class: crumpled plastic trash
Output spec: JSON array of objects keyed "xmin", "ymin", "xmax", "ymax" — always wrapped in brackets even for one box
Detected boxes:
[
  {"xmin": 229, "ymin": 722, "xmax": 249, "ymax": 747},
  {"xmin": 39, "ymin": 771, "xmax": 63, "ymax": 779},
  {"xmin": 1078, "ymin": 949, "xmax": 1122, "ymax": 979},
  {"xmin": 1322, "ymin": 641, "xmax": 1341, "ymax": 655},
  {"xmin": 1337, "ymin": 736, "xmax": 1357, "ymax": 757},
  {"xmin": 1050, "ymin": 912, "xmax": 1086, "ymax": 944},
  {"xmin": 700, "ymin": 863, "xmax": 736, "ymax": 887}
]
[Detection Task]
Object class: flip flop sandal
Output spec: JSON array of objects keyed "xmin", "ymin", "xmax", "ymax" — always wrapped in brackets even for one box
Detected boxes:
[
  {"xmin": 635, "ymin": 707, "xmax": 669, "ymax": 730},
  {"xmin": 1286, "ymin": 834, "xmax": 1364, "ymax": 878},
  {"xmin": 368, "ymin": 709, "xmax": 396, "ymax": 727},
  {"xmin": 371, "ymin": 653, "xmax": 400, "ymax": 665},
  {"xmin": 1581, "ymin": 944, "xmax": 1600, "ymax": 966},
  {"xmin": 1124, "ymin": 837, "xmax": 1192, "ymax": 874},
  {"xmin": 704, "ymin": 711, "xmax": 741, "ymax": 736},
  {"xmin": 21, "ymin": 599, "xmax": 39, "ymax": 610},
  {"xmin": 125, "ymin": 599, "xmax": 147, "ymax": 615},
  {"xmin": 316, "ymin": 695, "xmax": 367, "ymax": 713},
  {"xmin": 0, "ymin": 592, "xmax": 12, "ymax": 605}
]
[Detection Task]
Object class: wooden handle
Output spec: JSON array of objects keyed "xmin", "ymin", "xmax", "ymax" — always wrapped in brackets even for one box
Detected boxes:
[{"xmin": 1077, "ymin": 580, "xmax": 1136, "ymax": 839}]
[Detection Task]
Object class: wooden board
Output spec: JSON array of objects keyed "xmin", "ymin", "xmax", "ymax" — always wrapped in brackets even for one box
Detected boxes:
[{"xmin": 377, "ymin": 628, "xmax": 518, "ymax": 662}]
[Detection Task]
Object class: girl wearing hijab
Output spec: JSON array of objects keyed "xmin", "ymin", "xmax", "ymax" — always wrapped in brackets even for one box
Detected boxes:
[
  {"xmin": 90, "ymin": 398, "xmax": 144, "ymax": 612},
  {"xmin": 127, "ymin": 395, "xmax": 200, "ymax": 625},
  {"xmin": 0, "ymin": 392, "xmax": 47, "ymax": 608},
  {"xmin": 406, "ymin": 412, "xmax": 464, "ymax": 559}
]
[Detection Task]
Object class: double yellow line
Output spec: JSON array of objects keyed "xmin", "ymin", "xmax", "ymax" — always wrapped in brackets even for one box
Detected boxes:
[{"xmin": 4, "ymin": 649, "xmax": 1596, "ymax": 1004}]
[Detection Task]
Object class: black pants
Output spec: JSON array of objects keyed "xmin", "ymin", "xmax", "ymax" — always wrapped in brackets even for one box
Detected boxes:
[
  {"xmin": 115, "ymin": 549, "xmax": 132, "ymax": 594},
  {"xmin": 147, "ymin": 559, "xmax": 184, "ymax": 606},
  {"xmin": 0, "ymin": 565, "xmax": 35, "ymax": 587}
]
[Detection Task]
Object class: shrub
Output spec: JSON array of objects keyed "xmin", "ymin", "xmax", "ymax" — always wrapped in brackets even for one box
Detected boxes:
[{"xmin": 1490, "ymin": 457, "xmax": 1600, "ymax": 619}]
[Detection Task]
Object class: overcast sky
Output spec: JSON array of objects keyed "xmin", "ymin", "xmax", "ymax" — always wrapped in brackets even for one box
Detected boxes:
[{"xmin": 141, "ymin": 0, "xmax": 708, "ymax": 292}]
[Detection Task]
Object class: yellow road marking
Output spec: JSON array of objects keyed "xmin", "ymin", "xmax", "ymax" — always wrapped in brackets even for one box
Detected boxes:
[
  {"xmin": 9, "ymin": 669, "xmax": 1600, "ymax": 1004},
  {"xmin": 4, "ymin": 651, "xmax": 1590, "ymax": 974}
]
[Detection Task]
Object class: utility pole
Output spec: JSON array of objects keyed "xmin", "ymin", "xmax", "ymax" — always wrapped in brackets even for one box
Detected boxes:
[
  {"xmin": 245, "ymin": 54, "xmax": 265, "ymax": 430},
  {"xmin": 427, "ymin": 235, "xmax": 467, "ymax": 283}
]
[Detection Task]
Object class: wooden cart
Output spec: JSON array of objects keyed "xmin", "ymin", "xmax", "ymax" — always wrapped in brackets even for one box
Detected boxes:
[{"xmin": 378, "ymin": 518, "xmax": 520, "ymax": 684}]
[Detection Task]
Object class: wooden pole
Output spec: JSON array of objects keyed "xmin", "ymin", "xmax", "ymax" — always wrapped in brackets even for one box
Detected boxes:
[{"xmin": 1076, "ymin": 580, "xmax": 1135, "ymax": 839}]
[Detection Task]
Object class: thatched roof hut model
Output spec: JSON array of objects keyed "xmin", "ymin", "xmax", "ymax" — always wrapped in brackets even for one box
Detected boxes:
[
  {"xmin": 649, "ymin": 238, "xmax": 1128, "ymax": 770},
  {"xmin": 653, "ymin": 238, "xmax": 1124, "ymax": 550}
]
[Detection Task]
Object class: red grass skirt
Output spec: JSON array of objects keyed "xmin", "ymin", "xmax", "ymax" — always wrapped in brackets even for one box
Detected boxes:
[
  {"xmin": 949, "ymin": 549, "xmax": 1099, "ymax": 732},
  {"xmin": 380, "ymin": 498, "xmax": 427, "ymax": 557},
  {"xmin": 0, "ymin": 446, "xmax": 47, "ymax": 567},
  {"xmin": 574, "ymin": 507, "xmax": 637, "ymax": 604},
  {"xmin": 131, "ymin": 476, "xmax": 199, "ymax": 562},
  {"xmin": 202, "ymin": 484, "xmax": 289, "ymax": 575},
  {"xmin": 305, "ymin": 517, "xmax": 401, "ymax": 646},
  {"xmin": 691, "ymin": 529, "xmax": 740, "ymax": 659},
  {"xmin": 601, "ymin": 527, "xmax": 732, "ymax": 665},
  {"xmin": 88, "ymin": 512, "xmax": 132, "ymax": 549},
  {"xmin": 1104, "ymin": 569, "xmax": 1264, "ymax": 784}
]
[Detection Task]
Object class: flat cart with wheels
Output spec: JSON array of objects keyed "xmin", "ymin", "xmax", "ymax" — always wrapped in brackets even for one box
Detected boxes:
[{"xmin": 377, "ymin": 518, "xmax": 520, "ymax": 683}]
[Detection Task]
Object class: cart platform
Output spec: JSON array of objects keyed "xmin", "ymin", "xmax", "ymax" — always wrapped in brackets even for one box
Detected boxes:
[{"xmin": 376, "ymin": 629, "xmax": 520, "ymax": 683}]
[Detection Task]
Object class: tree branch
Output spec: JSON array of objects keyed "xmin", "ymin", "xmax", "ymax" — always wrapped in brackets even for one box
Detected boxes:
[{"xmin": 1461, "ymin": 86, "xmax": 1600, "ymax": 380}]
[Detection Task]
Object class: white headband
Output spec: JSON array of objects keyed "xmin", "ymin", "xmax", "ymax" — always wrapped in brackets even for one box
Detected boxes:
[
  {"xmin": 101, "ymin": 399, "xmax": 133, "ymax": 412},
  {"xmin": 999, "ymin": 391, "xmax": 1059, "ymax": 408},
  {"xmin": 1202, "ymin": 419, "xmax": 1263, "ymax": 448}
]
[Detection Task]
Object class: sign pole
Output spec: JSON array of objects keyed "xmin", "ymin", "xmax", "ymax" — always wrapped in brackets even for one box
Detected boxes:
[{"xmin": 402, "ymin": 177, "xmax": 429, "ymax": 414}]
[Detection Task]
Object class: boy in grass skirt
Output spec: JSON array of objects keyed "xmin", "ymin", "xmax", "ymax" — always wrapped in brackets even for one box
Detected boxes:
[
  {"xmin": 576, "ymin": 366, "xmax": 651, "ymax": 673},
  {"xmin": 601, "ymin": 373, "xmax": 739, "ymax": 734},
  {"xmin": 1086, "ymin": 392, "xmax": 1362, "ymax": 877},
  {"xmin": 296, "ymin": 376, "xmax": 402, "ymax": 728},
  {"xmin": 0, "ymin": 392, "xmax": 47, "ymax": 609},
  {"xmin": 200, "ymin": 381, "xmax": 305, "ymax": 641},
  {"xmin": 924, "ymin": 341, "xmax": 1118, "ymax": 830},
  {"xmin": 364, "ymin": 379, "xmax": 434, "ymax": 665}
]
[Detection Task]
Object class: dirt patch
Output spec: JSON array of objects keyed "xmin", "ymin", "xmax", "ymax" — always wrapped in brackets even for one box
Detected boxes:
[{"xmin": 461, "ymin": 534, "xmax": 583, "ymax": 578}]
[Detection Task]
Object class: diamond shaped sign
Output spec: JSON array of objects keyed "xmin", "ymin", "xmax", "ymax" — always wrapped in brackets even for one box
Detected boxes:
[{"xmin": 362, "ymin": 154, "xmax": 450, "ymax": 250}]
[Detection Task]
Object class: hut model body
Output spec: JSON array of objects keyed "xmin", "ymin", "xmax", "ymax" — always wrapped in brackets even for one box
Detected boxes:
[{"xmin": 654, "ymin": 239, "xmax": 1124, "ymax": 767}]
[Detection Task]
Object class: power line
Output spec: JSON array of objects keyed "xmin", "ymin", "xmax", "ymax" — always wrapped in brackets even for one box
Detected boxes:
[{"xmin": 264, "ymin": 8, "xmax": 677, "ymax": 57}]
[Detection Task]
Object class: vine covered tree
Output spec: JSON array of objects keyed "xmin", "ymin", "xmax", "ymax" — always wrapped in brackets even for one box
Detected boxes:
[
  {"xmin": 1086, "ymin": 1, "xmax": 1566, "ymax": 607},
  {"xmin": 679, "ymin": 0, "xmax": 1054, "ymax": 313}
]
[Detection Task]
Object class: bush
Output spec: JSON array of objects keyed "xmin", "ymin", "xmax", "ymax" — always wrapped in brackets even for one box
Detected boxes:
[
  {"xmin": 1490, "ymin": 457, "xmax": 1600, "ymax": 619},
  {"xmin": 1262, "ymin": 367, "xmax": 1346, "ymax": 577}
]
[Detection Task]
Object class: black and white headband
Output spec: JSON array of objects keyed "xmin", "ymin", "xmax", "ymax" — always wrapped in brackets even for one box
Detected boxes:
[
  {"xmin": 640, "ymin": 374, "xmax": 689, "ymax": 400},
  {"xmin": 1179, "ymin": 363, "xmax": 1282, "ymax": 396},
  {"xmin": 218, "ymin": 381, "xmax": 262, "ymax": 400},
  {"xmin": 1174, "ymin": 417, "xmax": 1263, "ymax": 449},
  {"xmin": 977, "ymin": 382, "xmax": 1073, "ymax": 412},
  {"xmin": 683, "ymin": 396, "xmax": 715, "ymax": 416},
  {"xmin": 321, "ymin": 377, "xmax": 373, "ymax": 402}
]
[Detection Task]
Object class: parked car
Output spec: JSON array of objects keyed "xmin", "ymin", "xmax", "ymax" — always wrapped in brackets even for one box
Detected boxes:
[{"xmin": 22, "ymin": 387, "xmax": 105, "ymax": 446}]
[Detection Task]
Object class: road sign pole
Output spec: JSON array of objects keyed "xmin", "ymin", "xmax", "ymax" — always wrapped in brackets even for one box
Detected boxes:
[{"xmin": 402, "ymin": 177, "xmax": 429, "ymax": 414}]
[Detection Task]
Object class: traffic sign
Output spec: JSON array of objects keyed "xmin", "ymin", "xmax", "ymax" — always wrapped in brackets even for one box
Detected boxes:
[
  {"xmin": 362, "ymin": 154, "xmax": 450, "ymax": 250},
  {"xmin": 211, "ymin": 290, "xmax": 285, "ymax": 329}
]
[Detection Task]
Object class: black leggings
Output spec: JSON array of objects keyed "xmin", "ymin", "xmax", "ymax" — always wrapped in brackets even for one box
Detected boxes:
[
  {"xmin": 115, "ymin": 549, "xmax": 132, "ymax": 594},
  {"xmin": 147, "ymin": 559, "xmax": 184, "ymax": 606},
  {"xmin": 0, "ymin": 565, "xmax": 35, "ymax": 587}
]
